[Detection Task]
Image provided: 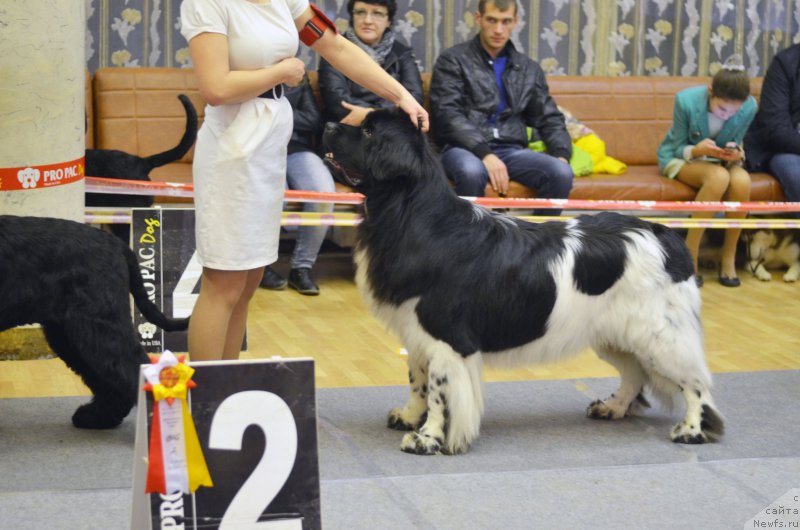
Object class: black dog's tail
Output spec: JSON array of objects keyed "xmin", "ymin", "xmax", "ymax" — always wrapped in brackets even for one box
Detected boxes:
[
  {"xmin": 124, "ymin": 246, "xmax": 190, "ymax": 332},
  {"xmin": 142, "ymin": 94, "xmax": 198, "ymax": 171}
]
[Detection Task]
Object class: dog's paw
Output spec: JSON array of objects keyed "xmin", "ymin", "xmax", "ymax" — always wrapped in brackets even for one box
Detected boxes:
[
  {"xmin": 670, "ymin": 421, "xmax": 709, "ymax": 444},
  {"xmin": 783, "ymin": 271, "xmax": 799, "ymax": 282},
  {"xmin": 71, "ymin": 401, "xmax": 125, "ymax": 430},
  {"xmin": 752, "ymin": 265, "xmax": 772, "ymax": 281},
  {"xmin": 586, "ymin": 398, "xmax": 627, "ymax": 420},
  {"xmin": 400, "ymin": 431, "xmax": 444, "ymax": 455},
  {"xmin": 387, "ymin": 407, "xmax": 425, "ymax": 431}
]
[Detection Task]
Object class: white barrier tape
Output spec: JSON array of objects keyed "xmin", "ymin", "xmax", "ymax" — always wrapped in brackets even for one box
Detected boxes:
[
  {"xmin": 84, "ymin": 209, "xmax": 800, "ymax": 229},
  {"xmin": 85, "ymin": 177, "xmax": 800, "ymax": 213}
]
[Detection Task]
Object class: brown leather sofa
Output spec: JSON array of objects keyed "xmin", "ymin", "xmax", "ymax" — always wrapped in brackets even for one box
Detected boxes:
[{"xmin": 87, "ymin": 67, "xmax": 785, "ymax": 203}]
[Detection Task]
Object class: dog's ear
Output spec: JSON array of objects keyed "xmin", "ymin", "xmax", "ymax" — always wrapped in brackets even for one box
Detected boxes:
[{"xmin": 363, "ymin": 111, "xmax": 427, "ymax": 183}]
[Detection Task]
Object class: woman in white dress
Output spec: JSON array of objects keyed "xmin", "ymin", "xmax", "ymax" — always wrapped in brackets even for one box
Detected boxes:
[{"xmin": 181, "ymin": 0, "xmax": 428, "ymax": 361}]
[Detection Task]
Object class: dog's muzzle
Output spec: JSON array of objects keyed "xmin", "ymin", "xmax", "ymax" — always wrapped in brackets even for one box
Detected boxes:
[{"xmin": 324, "ymin": 153, "xmax": 363, "ymax": 187}]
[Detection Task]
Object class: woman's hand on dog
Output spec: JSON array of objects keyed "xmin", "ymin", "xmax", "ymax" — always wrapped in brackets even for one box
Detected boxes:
[
  {"xmin": 340, "ymin": 101, "xmax": 374, "ymax": 126},
  {"xmin": 396, "ymin": 93, "xmax": 429, "ymax": 132}
]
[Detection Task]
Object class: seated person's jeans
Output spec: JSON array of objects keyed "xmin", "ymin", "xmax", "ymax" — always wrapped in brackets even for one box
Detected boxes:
[
  {"xmin": 285, "ymin": 150, "xmax": 336, "ymax": 269},
  {"xmin": 768, "ymin": 153, "xmax": 800, "ymax": 218},
  {"xmin": 440, "ymin": 143, "xmax": 574, "ymax": 216}
]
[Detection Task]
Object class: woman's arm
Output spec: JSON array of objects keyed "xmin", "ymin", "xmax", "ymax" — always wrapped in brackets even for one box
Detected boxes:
[
  {"xmin": 188, "ymin": 32, "xmax": 305, "ymax": 106},
  {"xmin": 294, "ymin": 6, "xmax": 428, "ymax": 130}
]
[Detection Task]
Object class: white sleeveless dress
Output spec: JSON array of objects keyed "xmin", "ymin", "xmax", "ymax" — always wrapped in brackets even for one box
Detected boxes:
[{"xmin": 181, "ymin": 0, "xmax": 309, "ymax": 270}]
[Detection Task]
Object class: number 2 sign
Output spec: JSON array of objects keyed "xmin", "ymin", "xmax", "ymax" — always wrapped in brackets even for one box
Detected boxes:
[{"xmin": 131, "ymin": 358, "xmax": 321, "ymax": 529}]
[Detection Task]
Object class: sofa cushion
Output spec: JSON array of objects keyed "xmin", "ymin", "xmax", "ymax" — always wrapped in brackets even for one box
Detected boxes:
[
  {"xmin": 485, "ymin": 168, "xmax": 784, "ymax": 202},
  {"xmin": 93, "ymin": 67, "xmax": 204, "ymax": 164}
]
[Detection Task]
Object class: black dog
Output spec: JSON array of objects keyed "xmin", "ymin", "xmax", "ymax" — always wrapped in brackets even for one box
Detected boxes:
[
  {"xmin": 323, "ymin": 110, "xmax": 723, "ymax": 455},
  {"xmin": 86, "ymin": 94, "xmax": 197, "ymax": 239},
  {"xmin": 0, "ymin": 215, "xmax": 189, "ymax": 428}
]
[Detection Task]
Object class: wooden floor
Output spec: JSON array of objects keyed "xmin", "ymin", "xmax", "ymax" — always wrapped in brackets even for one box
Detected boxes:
[{"xmin": 1, "ymin": 249, "xmax": 799, "ymax": 399}]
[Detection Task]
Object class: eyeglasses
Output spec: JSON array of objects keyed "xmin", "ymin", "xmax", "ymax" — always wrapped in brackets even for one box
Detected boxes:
[{"xmin": 353, "ymin": 9, "xmax": 389, "ymax": 21}]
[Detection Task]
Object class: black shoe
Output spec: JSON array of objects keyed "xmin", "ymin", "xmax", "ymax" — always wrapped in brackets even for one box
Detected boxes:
[
  {"xmin": 718, "ymin": 275, "xmax": 741, "ymax": 287},
  {"xmin": 695, "ymin": 275, "xmax": 704, "ymax": 287},
  {"xmin": 288, "ymin": 268, "xmax": 320, "ymax": 295},
  {"xmin": 259, "ymin": 266, "xmax": 287, "ymax": 290}
]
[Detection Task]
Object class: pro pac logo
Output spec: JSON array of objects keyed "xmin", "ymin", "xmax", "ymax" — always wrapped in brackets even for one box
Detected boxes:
[
  {"xmin": 0, "ymin": 157, "xmax": 84, "ymax": 191},
  {"xmin": 138, "ymin": 322, "xmax": 157, "ymax": 340},
  {"xmin": 17, "ymin": 167, "xmax": 40, "ymax": 189}
]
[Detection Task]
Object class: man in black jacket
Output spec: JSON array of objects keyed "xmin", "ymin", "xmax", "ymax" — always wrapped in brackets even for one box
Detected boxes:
[
  {"xmin": 259, "ymin": 75, "xmax": 336, "ymax": 295},
  {"xmin": 429, "ymin": 0, "xmax": 573, "ymax": 214},
  {"xmin": 744, "ymin": 43, "xmax": 800, "ymax": 214}
]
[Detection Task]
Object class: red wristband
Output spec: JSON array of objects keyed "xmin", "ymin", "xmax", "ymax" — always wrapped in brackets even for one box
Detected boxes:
[{"xmin": 299, "ymin": 4, "xmax": 337, "ymax": 46}]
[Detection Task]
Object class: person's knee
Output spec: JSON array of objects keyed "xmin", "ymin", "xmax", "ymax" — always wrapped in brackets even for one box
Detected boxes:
[
  {"xmin": 552, "ymin": 162, "xmax": 574, "ymax": 197},
  {"xmin": 727, "ymin": 169, "xmax": 751, "ymax": 200},
  {"xmin": 201, "ymin": 270, "xmax": 249, "ymax": 308},
  {"xmin": 441, "ymin": 150, "xmax": 487, "ymax": 194},
  {"xmin": 703, "ymin": 166, "xmax": 731, "ymax": 197}
]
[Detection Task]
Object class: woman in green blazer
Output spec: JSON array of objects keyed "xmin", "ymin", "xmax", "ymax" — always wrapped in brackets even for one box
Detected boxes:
[{"xmin": 657, "ymin": 59, "xmax": 756, "ymax": 287}]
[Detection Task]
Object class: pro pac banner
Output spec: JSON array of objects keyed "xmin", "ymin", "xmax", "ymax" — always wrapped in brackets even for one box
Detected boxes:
[{"xmin": 0, "ymin": 157, "xmax": 84, "ymax": 190}]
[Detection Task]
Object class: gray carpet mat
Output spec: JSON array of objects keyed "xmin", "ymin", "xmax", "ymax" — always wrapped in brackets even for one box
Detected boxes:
[{"xmin": 1, "ymin": 371, "xmax": 798, "ymax": 529}]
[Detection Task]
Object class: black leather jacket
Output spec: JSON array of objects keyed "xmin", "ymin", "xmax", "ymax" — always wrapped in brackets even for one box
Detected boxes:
[
  {"xmin": 285, "ymin": 75, "xmax": 323, "ymax": 155},
  {"xmin": 745, "ymin": 43, "xmax": 800, "ymax": 170},
  {"xmin": 429, "ymin": 36, "xmax": 571, "ymax": 160},
  {"xmin": 318, "ymin": 39, "xmax": 424, "ymax": 123}
]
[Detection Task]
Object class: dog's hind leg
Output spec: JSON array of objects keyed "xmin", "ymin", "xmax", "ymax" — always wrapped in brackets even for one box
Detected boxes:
[
  {"xmin": 42, "ymin": 320, "xmax": 147, "ymax": 429},
  {"xmin": 669, "ymin": 379, "xmax": 725, "ymax": 444},
  {"xmin": 586, "ymin": 346, "xmax": 650, "ymax": 420},
  {"xmin": 400, "ymin": 344, "xmax": 483, "ymax": 455},
  {"xmin": 387, "ymin": 347, "xmax": 429, "ymax": 431},
  {"xmin": 637, "ymin": 334, "xmax": 724, "ymax": 443}
]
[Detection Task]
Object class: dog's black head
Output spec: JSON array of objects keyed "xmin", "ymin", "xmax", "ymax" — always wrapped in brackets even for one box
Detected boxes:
[{"xmin": 323, "ymin": 109, "xmax": 431, "ymax": 192}]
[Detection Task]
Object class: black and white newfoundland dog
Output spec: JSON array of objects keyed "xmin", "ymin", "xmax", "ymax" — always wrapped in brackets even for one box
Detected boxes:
[
  {"xmin": 0, "ymin": 215, "xmax": 189, "ymax": 428},
  {"xmin": 323, "ymin": 109, "xmax": 724, "ymax": 455}
]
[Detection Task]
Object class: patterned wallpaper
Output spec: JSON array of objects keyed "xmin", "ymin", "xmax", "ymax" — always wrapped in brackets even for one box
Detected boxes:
[{"xmin": 85, "ymin": 0, "xmax": 800, "ymax": 77}]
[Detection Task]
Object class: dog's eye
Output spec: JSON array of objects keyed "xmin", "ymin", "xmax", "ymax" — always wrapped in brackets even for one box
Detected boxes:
[{"xmin": 363, "ymin": 128, "xmax": 373, "ymax": 138}]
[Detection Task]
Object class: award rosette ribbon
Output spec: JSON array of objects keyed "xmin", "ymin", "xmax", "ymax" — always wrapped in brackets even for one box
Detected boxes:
[{"xmin": 143, "ymin": 350, "xmax": 213, "ymax": 494}]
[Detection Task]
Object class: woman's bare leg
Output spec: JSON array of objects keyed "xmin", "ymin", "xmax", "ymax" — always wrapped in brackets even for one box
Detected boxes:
[
  {"xmin": 188, "ymin": 267, "xmax": 253, "ymax": 361},
  {"xmin": 719, "ymin": 165, "xmax": 751, "ymax": 279},
  {"xmin": 676, "ymin": 162, "xmax": 731, "ymax": 272}
]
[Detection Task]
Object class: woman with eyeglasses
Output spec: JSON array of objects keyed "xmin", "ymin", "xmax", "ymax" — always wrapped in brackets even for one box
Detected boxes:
[{"xmin": 318, "ymin": 0, "xmax": 424, "ymax": 126}]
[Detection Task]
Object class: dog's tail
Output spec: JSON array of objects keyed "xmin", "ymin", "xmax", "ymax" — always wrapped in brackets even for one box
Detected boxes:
[
  {"xmin": 143, "ymin": 94, "xmax": 198, "ymax": 171},
  {"xmin": 124, "ymin": 246, "xmax": 190, "ymax": 332}
]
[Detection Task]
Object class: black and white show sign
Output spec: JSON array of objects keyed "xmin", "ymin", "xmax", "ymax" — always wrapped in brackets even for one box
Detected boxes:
[
  {"xmin": 131, "ymin": 358, "xmax": 320, "ymax": 529},
  {"xmin": 131, "ymin": 208, "xmax": 198, "ymax": 353},
  {"xmin": 130, "ymin": 208, "xmax": 246, "ymax": 353}
]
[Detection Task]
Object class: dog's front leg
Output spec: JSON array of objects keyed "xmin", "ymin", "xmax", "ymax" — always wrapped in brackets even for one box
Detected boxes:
[
  {"xmin": 750, "ymin": 261, "xmax": 772, "ymax": 281},
  {"xmin": 400, "ymin": 370, "xmax": 447, "ymax": 455},
  {"xmin": 387, "ymin": 347, "xmax": 428, "ymax": 431},
  {"xmin": 400, "ymin": 347, "xmax": 483, "ymax": 455}
]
